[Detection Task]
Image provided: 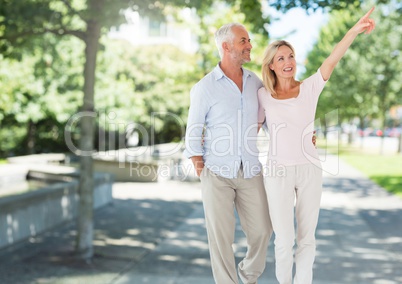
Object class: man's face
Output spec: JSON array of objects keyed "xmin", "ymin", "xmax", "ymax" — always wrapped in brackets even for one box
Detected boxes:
[{"xmin": 227, "ymin": 26, "xmax": 252, "ymax": 64}]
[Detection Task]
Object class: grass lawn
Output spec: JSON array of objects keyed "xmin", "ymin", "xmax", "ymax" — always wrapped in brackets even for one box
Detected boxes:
[{"xmin": 318, "ymin": 141, "xmax": 402, "ymax": 197}]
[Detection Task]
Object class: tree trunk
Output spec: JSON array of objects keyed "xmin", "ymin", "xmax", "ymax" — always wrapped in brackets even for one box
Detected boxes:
[
  {"xmin": 358, "ymin": 116, "xmax": 365, "ymax": 149},
  {"xmin": 27, "ymin": 119, "xmax": 36, "ymax": 154},
  {"xmin": 379, "ymin": 96, "xmax": 387, "ymax": 155},
  {"xmin": 76, "ymin": 0, "xmax": 102, "ymax": 260},
  {"xmin": 347, "ymin": 119, "xmax": 354, "ymax": 145}
]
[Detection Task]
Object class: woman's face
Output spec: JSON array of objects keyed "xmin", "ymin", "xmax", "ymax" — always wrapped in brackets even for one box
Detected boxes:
[{"xmin": 269, "ymin": 45, "xmax": 296, "ymax": 79}]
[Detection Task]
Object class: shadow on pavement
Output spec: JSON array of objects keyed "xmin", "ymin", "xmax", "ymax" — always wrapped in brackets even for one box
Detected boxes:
[
  {"xmin": 314, "ymin": 176, "xmax": 402, "ymax": 284},
  {"xmin": 1, "ymin": 174, "xmax": 401, "ymax": 284},
  {"xmin": 0, "ymin": 196, "xmax": 204, "ymax": 284}
]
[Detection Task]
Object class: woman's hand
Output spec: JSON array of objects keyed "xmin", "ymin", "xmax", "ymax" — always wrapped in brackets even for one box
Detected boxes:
[{"xmin": 351, "ymin": 7, "xmax": 376, "ymax": 35}]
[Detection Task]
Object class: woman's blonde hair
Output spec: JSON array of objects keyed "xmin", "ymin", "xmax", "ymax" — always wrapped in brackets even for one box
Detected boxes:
[{"xmin": 261, "ymin": 40, "xmax": 296, "ymax": 97}]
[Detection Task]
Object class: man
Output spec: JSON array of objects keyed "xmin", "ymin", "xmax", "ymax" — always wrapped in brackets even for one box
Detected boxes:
[{"xmin": 184, "ymin": 23, "xmax": 273, "ymax": 284}]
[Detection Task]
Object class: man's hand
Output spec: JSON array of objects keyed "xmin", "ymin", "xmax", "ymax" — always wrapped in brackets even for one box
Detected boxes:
[{"xmin": 191, "ymin": 156, "xmax": 205, "ymax": 177}]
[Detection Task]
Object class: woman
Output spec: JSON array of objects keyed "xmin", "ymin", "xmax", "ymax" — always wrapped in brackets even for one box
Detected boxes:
[{"xmin": 258, "ymin": 7, "xmax": 375, "ymax": 284}]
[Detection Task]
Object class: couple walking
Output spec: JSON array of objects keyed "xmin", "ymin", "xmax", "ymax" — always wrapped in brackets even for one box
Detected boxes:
[{"xmin": 184, "ymin": 8, "xmax": 376, "ymax": 284}]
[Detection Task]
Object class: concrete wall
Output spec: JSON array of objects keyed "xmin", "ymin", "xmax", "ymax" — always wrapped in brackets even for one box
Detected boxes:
[
  {"xmin": 0, "ymin": 171, "xmax": 113, "ymax": 250},
  {"xmin": 93, "ymin": 159, "xmax": 159, "ymax": 182}
]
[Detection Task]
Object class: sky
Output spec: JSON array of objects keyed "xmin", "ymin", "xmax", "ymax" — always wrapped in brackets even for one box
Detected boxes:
[{"xmin": 266, "ymin": 7, "xmax": 329, "ymax": 77}]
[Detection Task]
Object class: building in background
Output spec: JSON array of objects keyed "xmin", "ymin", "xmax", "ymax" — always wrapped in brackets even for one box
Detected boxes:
[{"xmin": 108, "ymin": 8, "xmax": 198, "ymax": 54}]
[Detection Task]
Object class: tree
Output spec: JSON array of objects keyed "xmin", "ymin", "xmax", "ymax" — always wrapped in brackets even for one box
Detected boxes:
[{"xmin": 270, "ymin": 0, "xmax": 389, "ymax": 12}]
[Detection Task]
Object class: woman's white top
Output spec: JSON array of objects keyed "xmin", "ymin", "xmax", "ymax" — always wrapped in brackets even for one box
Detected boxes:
[{"xmin": 258, "ymin": 69, "xmax": 327, "ymax": 167}]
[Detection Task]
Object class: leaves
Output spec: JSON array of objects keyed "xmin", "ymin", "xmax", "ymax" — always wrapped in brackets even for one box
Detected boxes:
[
  {"xmin": 271, "ymin": 0, "xmax": 362, "ymax": 13},
  {"xmin": 94, "ymin": 39, "xmax": 200, "ymax": 143}
]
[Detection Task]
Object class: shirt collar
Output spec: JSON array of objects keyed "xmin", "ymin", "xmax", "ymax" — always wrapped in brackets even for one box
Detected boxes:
[{"xmin": 213, "ymin": 62, "xmax": 251, "ymax": 81}]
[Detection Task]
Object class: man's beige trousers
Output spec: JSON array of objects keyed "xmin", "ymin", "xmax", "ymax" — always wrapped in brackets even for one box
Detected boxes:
[{"xmin": 200, "ymin": 167, "xmax": 272, "ymax": 284}]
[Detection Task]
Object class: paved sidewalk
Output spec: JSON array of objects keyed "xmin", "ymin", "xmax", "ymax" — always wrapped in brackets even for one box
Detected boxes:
[{"xmin": 0, "ymin": 155, "xmax": 401, "ymax": 283}]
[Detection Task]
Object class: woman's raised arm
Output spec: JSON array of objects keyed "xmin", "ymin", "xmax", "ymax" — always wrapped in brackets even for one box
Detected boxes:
[{"xmin": 320, "ymin": 7, "xmax": 376, "ymax": 81}]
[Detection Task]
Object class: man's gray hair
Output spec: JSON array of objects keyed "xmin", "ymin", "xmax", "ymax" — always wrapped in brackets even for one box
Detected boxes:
[{"xmin": 214, "ymin": 23, "xmax": 245, "ymax": 59}]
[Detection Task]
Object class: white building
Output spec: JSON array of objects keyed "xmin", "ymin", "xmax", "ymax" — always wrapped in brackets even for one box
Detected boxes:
[{"xmin": 108, "ymin": 8, "xmax": 198, "ymax": 54}]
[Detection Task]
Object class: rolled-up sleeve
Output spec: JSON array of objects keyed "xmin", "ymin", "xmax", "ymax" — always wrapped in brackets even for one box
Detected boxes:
[{"xmin": 184, "ymin": 84, "xmax": 209, "ymax": 158}]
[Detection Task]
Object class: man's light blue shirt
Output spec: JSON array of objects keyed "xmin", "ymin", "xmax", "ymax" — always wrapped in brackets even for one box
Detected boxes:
[{"xmin": 184, "ymin": 63, "xmax": 263, "ymax": 179}]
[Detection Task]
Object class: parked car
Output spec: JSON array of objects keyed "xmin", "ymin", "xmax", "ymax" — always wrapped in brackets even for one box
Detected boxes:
[{"xmin": 384, "ymin": 127, "xmax": 402, "ymax": 137}]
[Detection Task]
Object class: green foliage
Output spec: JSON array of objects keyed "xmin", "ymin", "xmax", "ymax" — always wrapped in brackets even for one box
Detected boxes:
[
  {"xmin": 0, "ymin": 36, "xmax": 199, "ymax": 156},
  {"xmin": 270, "ymin": 0, "xmax": 380, "ymax": 12},
  {"xmin": 239, "ymin": 0, "xmax": 268, "ymax": 36},
  {"xmin": 0, "ymin": 121, "xmax": 26, "ymax": 156},
  {"xmin": 95, "ymin": 39, "xmax": 201, "ymax": 144},
  {"xmin": 0, "ymin": 32, "xmax": 84, "ymax": 156},
  {"xmin": 304, "ymin": 2, "xmax": 402, "ymax": 130},
  {"xmin": 173, "ymin": 0, "xmax": 269, "ymax": 75}
]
